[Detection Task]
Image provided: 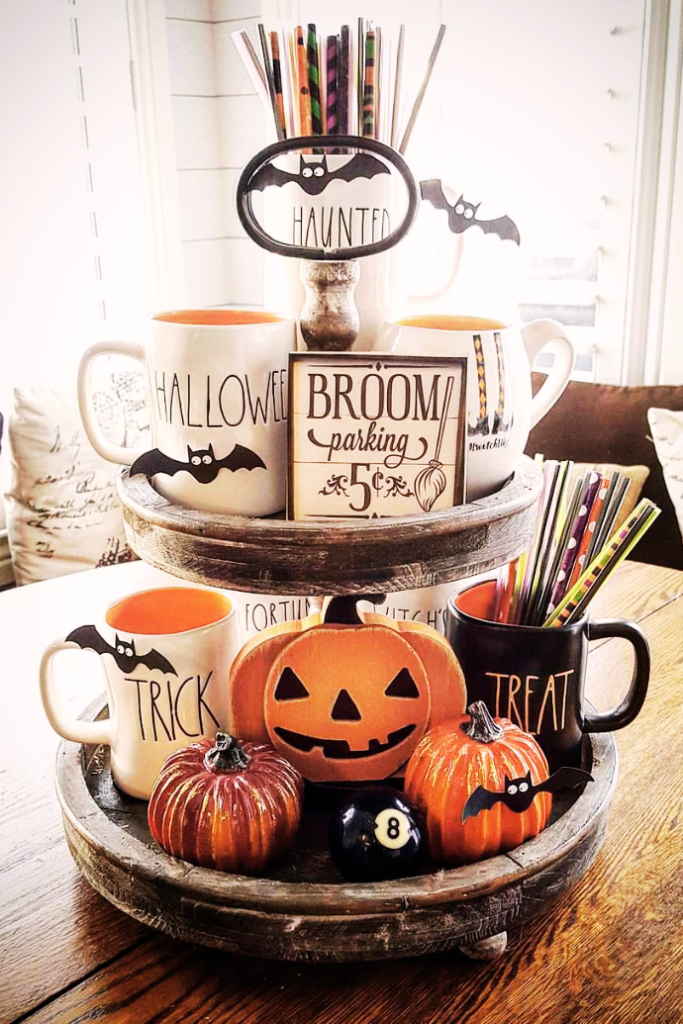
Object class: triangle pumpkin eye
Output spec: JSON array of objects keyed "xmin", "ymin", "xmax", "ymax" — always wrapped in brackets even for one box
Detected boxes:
[
  {"xmin": 274, "ymin": 667, "xmax": 310, "ymax": 701},
  {"xmin": 384, "ymin": 668, "xmax": 420, "ymax": 698}
]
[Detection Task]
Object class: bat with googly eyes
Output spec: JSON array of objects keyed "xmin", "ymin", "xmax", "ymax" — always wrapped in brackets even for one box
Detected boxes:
[
  {"xmin": 420, "ymin": 179, "xmax": 521, "ymax": 245},
  {"xmin": 461, "ymin": 767, "xmax": 594, "ymax": 821},
  {"xmin": 65, "ymin": 626, "xmax": 177, "ymax": 676}
]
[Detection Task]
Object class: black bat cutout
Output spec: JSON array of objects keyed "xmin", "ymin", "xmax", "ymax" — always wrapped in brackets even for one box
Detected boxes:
[
  {"xmin": 420, "ymin": 179, "xmax": 521, "ymax": 245},
  {"xmin": 246, "ymin": 153, "xmax": 390, "ymax": 196},
  {"xmin": 130, "ymin": 443, "xmax": 266, "ymax": 483},
  {"xmin": 462, "ymin": 766, "xmax": 594, "ymax": 822},
  {"xmin": 66, "ymin": 625, "xmax": 177, "ymax": 675}
]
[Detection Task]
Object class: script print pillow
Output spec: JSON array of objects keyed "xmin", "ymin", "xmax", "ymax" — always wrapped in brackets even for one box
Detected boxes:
[{"xmin": 5, "ymin": 379, "xmax": 146, "ymax": 585}]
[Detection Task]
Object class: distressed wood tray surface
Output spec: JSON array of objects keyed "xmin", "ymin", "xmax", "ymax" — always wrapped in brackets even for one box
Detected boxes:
[
  {"xmin": 55, "ymin": 699, "xmax": 617, "ymax": 963},
  {"xmin": 117, "ymin": 456, "xmax": 542, "ymax": 595}
]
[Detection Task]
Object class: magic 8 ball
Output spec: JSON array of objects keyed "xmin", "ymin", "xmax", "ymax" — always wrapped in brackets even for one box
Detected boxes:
[{"xmin": 328, "ymin": 786, "xmax": 423, "ymax": 882}]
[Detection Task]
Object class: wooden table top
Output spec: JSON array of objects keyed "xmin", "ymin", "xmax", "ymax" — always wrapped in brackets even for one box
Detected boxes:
[{"xmin": 1, "ymin": 559, "xmax": 682, "ymax": 1023}]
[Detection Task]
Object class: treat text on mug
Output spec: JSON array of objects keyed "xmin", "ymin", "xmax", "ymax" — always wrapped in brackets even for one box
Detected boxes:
[
  {"xmin": 131, "ymin": 670, "xmax": 221, "ymax": 743},
  {"xmin": 487, "ymin": 669, "xmax": 574, "ymax": 735},
  {"xmin": 153, "ymin": 369, "xmax": 288, "ymax": 429}
]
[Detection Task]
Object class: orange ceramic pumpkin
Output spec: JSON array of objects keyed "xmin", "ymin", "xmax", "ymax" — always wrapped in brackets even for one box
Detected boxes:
[
  {"xmin": 404, "ymin": 701, "xmax": 551, "ymax": 865},
  {"xmin": 228, "ymin": 595, "xmax": 467, "ymax": 784},
  {"xmin": 148, "ymin": 733, "xmax": 303, "ymax": 874}
]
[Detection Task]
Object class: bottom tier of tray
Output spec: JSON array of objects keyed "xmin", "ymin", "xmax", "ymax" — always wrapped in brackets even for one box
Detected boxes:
[{"xmin": 55, "ymin": 698, "xmax": 617, "ymax": 963}]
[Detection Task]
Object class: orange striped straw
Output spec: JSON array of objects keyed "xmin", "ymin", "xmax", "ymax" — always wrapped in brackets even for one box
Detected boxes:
[
  {"xmin": 296, "ymin": 25, "xmax": 312, "ymax": 136},
  {"xmin": 270, "ymin": 31, "xmax": 287, "ymax": 139}
]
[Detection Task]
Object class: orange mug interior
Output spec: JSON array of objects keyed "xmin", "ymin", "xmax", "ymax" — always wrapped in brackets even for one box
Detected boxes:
[
  {"xmin": 453, "ymin": 581, "xmax": 498, "ymax": 622},
  {"xmin": 154, "ymin": 309, "xmax": 284, "ymax": 326},
  {"xmin": 107, "ymin": 587, "xmax": 232, "ymax": 635},
  {"xmin": 397, "ymin": 315, "xmax": 507, "ymax": 332}
]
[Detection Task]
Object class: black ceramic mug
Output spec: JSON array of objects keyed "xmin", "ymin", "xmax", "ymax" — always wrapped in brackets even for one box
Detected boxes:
[{"xmin": 446, "ymin": 580, "xmax": 650, "ymax": 770}]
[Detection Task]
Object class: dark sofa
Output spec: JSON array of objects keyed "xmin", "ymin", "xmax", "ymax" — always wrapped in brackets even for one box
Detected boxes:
[{"xmin": 526, "ymin": 374, "xmax": 683, "ymax": 571}]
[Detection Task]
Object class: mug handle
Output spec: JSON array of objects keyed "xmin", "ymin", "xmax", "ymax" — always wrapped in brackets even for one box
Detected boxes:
[
  {"xmin": 582, "ymin": 619, "xmax": 651, "ymax": 733},
  {"xmin": 77, "ymin": 340, "xmax": 147, "ymax": 465},
  {"xmin": 40, "ymin": 639, "xmax": 112, "ymax": 746},
  {"xmin": 521, "ymin": 319, "xmax": 575, "ymax": 428}
]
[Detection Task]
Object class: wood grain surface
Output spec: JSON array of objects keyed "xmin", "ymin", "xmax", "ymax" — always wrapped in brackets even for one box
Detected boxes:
[
  {"xmin": 2, "ymin": 560, "xmax": 683, "ymax": 1023},
  {"xmin": 118, "ymin": 457, "xmax": 542, "ymax": 594},
  {"xmin": 53, "ymin": 720, "xmax": 614, "ymax": 961}
]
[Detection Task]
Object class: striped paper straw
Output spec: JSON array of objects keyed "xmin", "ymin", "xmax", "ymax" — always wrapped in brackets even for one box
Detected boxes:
[
  {"xmin": 543, "ymin": 499, "xmax": 660, "ymax": 628},
  {"xmin": 375, "ymin": 26, "xmax": 382, "ymax": 142},
  {"xmin": 566, "ymin": 473, "xmax": 609, "ymax": 591},
  {"xmin": 296, "ymin": 26, "xmax": 312, "ymax": 137},
  {"xmin": 326, "ymin": 34, "xmax": 338, "ymax": 135},
  {"xmin": 269, "ymin": 31, "xmax": 286, "ymax": 139},
  {"xmin": 338, "ymin": 25, "xmax": 350, "ymax": 134},
  {"xmin": 357, "ymin": 17, "xmax": 364, "ymax": 135},
  {"xmin": 362, "ymin": 29, "xmax": 376, "ymax": 137},
  {"xmin": 307, "ymin": 24, "xmax": 322, "ymax": 135},
  {"xmin": 548, "ymin": 471, "xmax": 602, "ymax": 612},
  {"xmin": 258, "ymin": 23, "xmax": 284, "ymax": 141}
]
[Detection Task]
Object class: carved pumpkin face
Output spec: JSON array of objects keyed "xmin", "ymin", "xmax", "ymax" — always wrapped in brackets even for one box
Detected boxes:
[{"xmin": 264, "ymin": 624, "xmax": 431, "ymax": 783}]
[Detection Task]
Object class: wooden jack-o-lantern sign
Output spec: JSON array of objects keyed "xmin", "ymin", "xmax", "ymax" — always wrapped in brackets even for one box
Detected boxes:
[{"xmin": 228, "ymin": 595, "xmax": 467, "ymax": 783}]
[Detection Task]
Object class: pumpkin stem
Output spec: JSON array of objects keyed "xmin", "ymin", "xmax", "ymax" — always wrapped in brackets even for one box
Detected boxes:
[
  {"xmin": 323, "ymin": 594, "xmax": 385, "ymax": 625},
  {"xmin": 463, "ymin": 701, "xmax": 505, "ymax": 743},
  {"xmin": 204, "ymin": 732, "xmax": 251, "ymax": 773}
]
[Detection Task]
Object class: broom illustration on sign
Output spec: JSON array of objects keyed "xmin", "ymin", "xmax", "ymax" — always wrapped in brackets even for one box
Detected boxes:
[{"xmin": 414, "ymin": 375, "xmax": 455, "ymax": 512}]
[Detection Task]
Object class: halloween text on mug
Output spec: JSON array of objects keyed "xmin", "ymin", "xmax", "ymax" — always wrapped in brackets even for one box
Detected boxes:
[{"xmin": 153, "ymin": 368, "xmax": 288, "ymax": 429}]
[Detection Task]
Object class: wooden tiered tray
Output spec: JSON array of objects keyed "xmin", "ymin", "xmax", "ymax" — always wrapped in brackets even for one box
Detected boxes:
[
  {"xmin": 55, "ymin": 700, "xmax": 617, "ymax": 962},
  {"xmin": 117, "ymin": 456, "xmax": 542, "ymax": 594},
  {"xmin": 65, "ymin": 455, "xmax": 610, "ymax": 963}
]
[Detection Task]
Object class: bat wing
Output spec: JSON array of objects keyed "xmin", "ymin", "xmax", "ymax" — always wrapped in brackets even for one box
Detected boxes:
[
  {"xmin": 461, "ymin": 785, "xmax": 504, "ymax": 822},
  {"xmin": 245, "ymin": 163, "xmax": 295, "ymax": 193},
  {"xmin": 219, "ymin": 444, "xmax": 267, "ymax": 472},
  {"xmin": 331, "ymin": 153, "xmax": 390, "ymax": 184},
  {"xmin": 138, "ymin": 649, "xmax": 177, "ymax": 675},
  {"xmin": 65, "ymin": 625, "xmax": 113, "ymax": 657},
  {"xmin": 419, "ymin": 179, "xmax": 452, "ymax": 212},
  {"xmin": 130, "ymin": 448, "xmax": 192, "ymax": 479},
  {"xmin": 472, "ymin": 213, "xmax": 521, "ymax": 245},
  {"xmin": 536, "ymin": 767, "xmax": 594, "ymax": 795}
]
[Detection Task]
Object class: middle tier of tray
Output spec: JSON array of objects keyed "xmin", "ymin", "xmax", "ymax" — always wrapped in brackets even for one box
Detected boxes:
[{"xmin": 118, "ymin": 455, "xmax": 541, "ymax": 595}]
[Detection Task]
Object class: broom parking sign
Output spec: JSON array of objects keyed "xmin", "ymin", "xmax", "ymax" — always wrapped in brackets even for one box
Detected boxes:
[{"xmin": 288, "ymin": 353, "xmax": 468, "ymax": 520}]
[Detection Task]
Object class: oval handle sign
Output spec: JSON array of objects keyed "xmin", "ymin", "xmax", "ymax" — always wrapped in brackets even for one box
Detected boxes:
[{"xmin": 236, "ymin": 136, "xmax": 419, "ymax": 261}]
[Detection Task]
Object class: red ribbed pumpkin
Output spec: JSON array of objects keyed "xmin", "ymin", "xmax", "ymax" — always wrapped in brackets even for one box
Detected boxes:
[
  {"xmin": 404, "ymin": 702, "xmax": 551, "ymax": 866},
  {"xmin": 148, "ymin": 733, "xmax": 303, "ymax": 874}
]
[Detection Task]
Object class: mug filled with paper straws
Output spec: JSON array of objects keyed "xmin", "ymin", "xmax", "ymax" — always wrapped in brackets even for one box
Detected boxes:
[
  {"xmin": 233, "ymin": 20, "xmax": 448, "ymax": 348},
  {"xmin": 232, "ymin": 19, "xmax": 446, "ymax": 150},
  {"xmin": 445, "ymin": 458, "xmax": 656, "ymax": 770}
]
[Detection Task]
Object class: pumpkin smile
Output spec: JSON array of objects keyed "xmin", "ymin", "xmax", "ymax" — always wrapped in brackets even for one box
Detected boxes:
[{"xmin": 273, "ymin": 723, "xmax": 417, "ymax": 759}]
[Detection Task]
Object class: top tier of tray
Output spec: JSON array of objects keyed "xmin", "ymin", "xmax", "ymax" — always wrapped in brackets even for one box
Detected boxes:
[{"xmin": 117, "ymin": 455, "xmax": 541, "ymax": 596}]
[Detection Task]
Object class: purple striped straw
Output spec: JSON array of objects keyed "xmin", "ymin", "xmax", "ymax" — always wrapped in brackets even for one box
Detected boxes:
[{"xmin": 326, "ymin": 34, "xmax": 338, "ymax": 134}]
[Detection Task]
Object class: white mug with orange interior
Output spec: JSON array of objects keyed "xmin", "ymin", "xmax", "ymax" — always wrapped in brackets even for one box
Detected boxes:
[
  {"xmin": 39, "ymin": 586, "xmax": 242, "ymax": 799},
  {"xmin": 77, "ymin": 309, "xmax": 296, "ymax": 515},
  {"xmin": 374, "ymin": 314, "xmax": 575, "ymax": 501}
]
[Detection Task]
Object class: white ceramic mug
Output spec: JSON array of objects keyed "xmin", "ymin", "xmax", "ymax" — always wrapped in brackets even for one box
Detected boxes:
[
  {"xmin": 374, "ymin": 314, "xmax": 575, "ymax": 501},
  {"xmin": 359, "ymin": 572, "xmax": 496, "ymax": 636},
  {"xmin": 78, "ymin": 309, "xmax": 296, "ymax": 515},
  {"xmin": 40, "ymin": 586, "xmax": 242, "ymax": 799}
]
